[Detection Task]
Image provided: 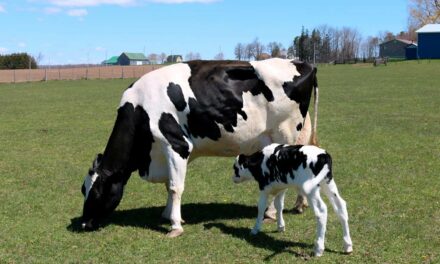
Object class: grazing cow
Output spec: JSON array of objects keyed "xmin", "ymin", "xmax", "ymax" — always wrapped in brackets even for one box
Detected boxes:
[
  {"xmin": 232, "ymin": 143, "xmax": 353, "ymax": 257},
  {"xmin": 81, "ymin": 58, "xmax": 319, "ymax": 237}
]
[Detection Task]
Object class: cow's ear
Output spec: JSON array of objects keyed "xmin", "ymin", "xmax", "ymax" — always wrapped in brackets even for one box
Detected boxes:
[{"xmin": 93, "ymin": 153, "xmax": 103, "ymax": 169}]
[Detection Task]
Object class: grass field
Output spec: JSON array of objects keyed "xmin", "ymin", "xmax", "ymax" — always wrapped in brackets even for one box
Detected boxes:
[{"xmin": 1, "ymin": 60, "xmax": 439, "ymax": 263}]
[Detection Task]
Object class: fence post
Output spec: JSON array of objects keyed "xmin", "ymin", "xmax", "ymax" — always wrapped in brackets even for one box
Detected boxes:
[
  {"xmin": 122, "ymin": 66, "xmax": 124, "ymax": 79},
  {"xmin": 13, "ymin": 70, "xmax": 16, "ymax": 83},
  {"xmin": 45, "ymin": 68, "xmax": 47, "ymax": 82}
]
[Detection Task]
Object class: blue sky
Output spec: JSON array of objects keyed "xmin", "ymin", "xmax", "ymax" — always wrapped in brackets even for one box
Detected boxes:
[{"xmin": 0, "ymin": 0, "xmax": 409, "ymax": 64}]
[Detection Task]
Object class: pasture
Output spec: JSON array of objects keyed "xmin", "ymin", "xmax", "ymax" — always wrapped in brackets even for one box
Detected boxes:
[{"xmin": 0, "ymin": 60, "xmax": 439, "ymax": 263}]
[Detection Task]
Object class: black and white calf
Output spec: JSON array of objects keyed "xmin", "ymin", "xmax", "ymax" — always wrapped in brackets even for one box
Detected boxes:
[
  {"xmin": 232, "ymin": 143, "xmax": 353, "ymax": 257},
  {"xmin": 81, "ymin": 59, "xmax": 319, "ymax": 236}
]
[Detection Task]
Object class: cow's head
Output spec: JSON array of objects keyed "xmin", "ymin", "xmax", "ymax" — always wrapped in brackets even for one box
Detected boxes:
[
  {"xmin": 81, "ymin": 154, "xmax": 124, "ymax": 230},
  {"xmin": 232, "ymin": 154, "xmax": 255, "ymax": 184}
]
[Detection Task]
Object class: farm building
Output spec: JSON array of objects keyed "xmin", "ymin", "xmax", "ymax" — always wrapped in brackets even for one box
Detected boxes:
[
  {"xmin": 102, "ymin": 56, "xmax": 119, "ymax": 65},
  {"xmin": 405, "ymin": 44, "xmax": 418, "ymax": 60},
  {"xmin": 117, "ymin": 52, "xmax": 150, "ymax": 66},
  {"xmin": 416, "ymin": 24, "xmax": 440, "ymax": 59},
  {"xmin": 167, "ymin": 55, "xmax": 183, "ymax": 63},
  {"xmin": 379, "ymin": 39, "xmax": 416, "ymax": 59}
]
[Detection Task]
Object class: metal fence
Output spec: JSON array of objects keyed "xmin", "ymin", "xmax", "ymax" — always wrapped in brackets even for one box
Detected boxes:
[{"xmin": 0, "ymin": 65, "xmax": 162, "ymax": 83}]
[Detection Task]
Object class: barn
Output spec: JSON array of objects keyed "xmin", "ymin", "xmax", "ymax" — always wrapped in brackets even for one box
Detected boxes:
[
  {"xmin": 167, "ymin": 55, "xmax": 183, "ymax": 63},
  {"xmin": 379, "ymin": 39, "xmax": 415, "ymax": 59},
  {"xmin": 416, "ymin": 24, "xmax": 440, "ymax": 59},
  {"xmin": 117, "ymin": 52, "xmax": 150, "ymax": 66}
]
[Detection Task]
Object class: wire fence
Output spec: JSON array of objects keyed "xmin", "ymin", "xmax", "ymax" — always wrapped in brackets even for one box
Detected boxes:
[{"xmin": 0, "ymin": 65, "xmax": 162, "ymax": 83}]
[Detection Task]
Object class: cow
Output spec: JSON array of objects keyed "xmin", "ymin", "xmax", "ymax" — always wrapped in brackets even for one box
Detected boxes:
[
  {"xmin": 80, "ymin": 58, "xmax": 319, "ymax": 237},
  {"xmin": 232, "ymin": 143, "xmax": 353, "ymax": 257}
]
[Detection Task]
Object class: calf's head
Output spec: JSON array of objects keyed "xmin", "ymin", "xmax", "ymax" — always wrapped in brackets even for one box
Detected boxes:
[
  {"xmin": 232, "ymin": 152, "xmax": 263, "ymax": 183},
  {"xmin": 81, "ymin": 154, "xmax": 124, "ymax": 231}
]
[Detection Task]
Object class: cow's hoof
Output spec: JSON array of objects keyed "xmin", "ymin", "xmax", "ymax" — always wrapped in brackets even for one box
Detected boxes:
[
  {"xmin": 166, "ymin": 229, "xmax": 184, "ymax": 238},
  {"xmin": 277, "ymin": 226, "xmax": 285, "ymax": 232},
  {"xmin": 250, "ymin": 229, "xmax": 259, "ymax": 235},
  {"xmin": 344, "ymin": 245, "xmax": 353, "ymax": 254},
  {"xmin": 314, "ymin": 249, "xmax": 324, "ymax": 257},
  {"xmin": 263, "ymin": 212, "xmax": 276, "ymax": 223}
]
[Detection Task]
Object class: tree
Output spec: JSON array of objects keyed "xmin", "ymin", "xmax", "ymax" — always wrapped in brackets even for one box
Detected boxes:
[
  {"xmin": 0, "ymin": 53, "xmax": 37, "ymax": 69},
  {"xmin": 408, "ymin": 0, "xmax": 440, "ymax": 28},
  {"xmin": 244, "ymin": 43, "xmax": 254, "ymax": 60},
  {"xmin": 185, "ymin": 52, "xmax": 201, "ymax": 61},
  {"xmin": 159, "ymin": 53, "xmax": 167, "ymax": 64},
  {"xmin": 267, "ymin": 42, "xmax": 284, "ymax": 58},
  {"xmin": 251, "ymin": 38, "xmax": 265, "ymax": 60},
  {"xmin": 147, "ymin": 53, "xmax": 158, "ymax": 64},
  {"xmin": 214, "ymin": 52, "xmax": 224, "ymax": 60},
  {"xmin": 234, "ymin": 43, "xmax": 245, "ymax": 60}
]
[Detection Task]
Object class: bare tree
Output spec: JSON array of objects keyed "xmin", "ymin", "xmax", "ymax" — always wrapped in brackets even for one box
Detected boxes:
[
  {"xmin": 185, "ymin": 52, "xmax": 201, "ymax": 61},
  {"xmin": 361, "ymin": 36, "xmax": 379, "ymax": 59},
  {"xmin": 408, "ymin": 0, "xmax": 440, "ymax": 28},
  {"xmin": 159, "ymin": 52, "xmax": 167, "ymax": 64},
  {"xmin": 234, "ymin": 43, "xmax": 245, "ymax": 60},
  {"xmin": 252, "ymin": 38, "xmax": 265, "ymax": 60},
  {"xmin": 267, "ymin": 42, "xmax": 284, "ymax": 58},
  {"xmin": 214, "ymin": 52, "xmax": 224, "ymax": 60},
  {"xmin": 147, "ymin": 53, "xmax": 158, "ymax": 64},
  {"xmin": 244, "ymin": 44, "xmax": 254, "ymax": 60}
]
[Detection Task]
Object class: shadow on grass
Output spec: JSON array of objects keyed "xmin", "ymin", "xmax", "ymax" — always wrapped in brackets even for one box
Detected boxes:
[
  {"xmin": 204, "ymin": 222, "xmax": 313, "ymax": 261},
  {"xmin": 204, "ymin": 223, "xmax": 345, "ymax": 260},
  {"xmin": 68, "ymin": 202, "xmax": 256, "ymax": 234}
]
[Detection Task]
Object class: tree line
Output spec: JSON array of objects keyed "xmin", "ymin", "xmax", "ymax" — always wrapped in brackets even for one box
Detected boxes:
[
  {"xmin": 233, "ymin": 0, "xmax": 439, "ymax": 63},
  {"xmin": 0, "ymin": 53, "xmax": 37, "ymax": 70}
]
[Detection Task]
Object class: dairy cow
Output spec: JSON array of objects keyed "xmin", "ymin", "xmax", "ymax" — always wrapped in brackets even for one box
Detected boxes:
[{"xmin": 81, "ymin": 58, "xmax": 319, "ymax": 237}]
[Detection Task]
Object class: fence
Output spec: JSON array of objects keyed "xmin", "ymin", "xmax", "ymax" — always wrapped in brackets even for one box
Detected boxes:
[{"xmin": 0, "ymin": 65, "xmax": 162, "ymax": 83}]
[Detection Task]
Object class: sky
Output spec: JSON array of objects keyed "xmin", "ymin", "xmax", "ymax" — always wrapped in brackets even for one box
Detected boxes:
[{"xmin": 0, "ymin": 0, "xmax": 409, "ymax": 65}]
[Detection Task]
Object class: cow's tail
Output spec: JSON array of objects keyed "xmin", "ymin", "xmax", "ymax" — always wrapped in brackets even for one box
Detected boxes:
[{"xmin": 310, "ymin": 67, "xmax": 319, "ymax": 146}]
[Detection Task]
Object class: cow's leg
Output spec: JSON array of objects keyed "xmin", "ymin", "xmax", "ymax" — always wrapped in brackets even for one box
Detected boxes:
[
  {"xmin": 251, "ymin": 191, "xmax": 269, "ymax": 235},
  {"xmin": 161, "ymin": 182, "xmax": 187, "ymax": 224},
  {"xmin": 161, "ymin": 182, "xmax": 172, "ymax": 220},
  {"xmin": 165, "ymin": 147, "xmax": 189, "ymax": 238},
  {"xmin": 292, "ymin": 113, "xmax": 312, "ymax": 213},
  {"xmin": 274, "ymin": 189, "xmax": 287, "ymax": 232},
  {"xmin": 321, "ymin": 180, "xmax": 353, "ymax": 254},
  {"xmin": 305, "ymin": 187, "xmax": 328, "ymax": 257},
  {"xmin": 258, "ymin": 134, "xmax": 277, "ymax": 221}
]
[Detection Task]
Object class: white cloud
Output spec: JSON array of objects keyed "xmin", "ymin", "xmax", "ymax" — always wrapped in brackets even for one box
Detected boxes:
[
  {"xmin": 67, "ymin": 8, "xmax": 87, "ymax": 16},
  {"xmin": 0, "ymin": 47, "xmax": 8, "ymax": 54},
  {"xmin": 18, "ymin": 42, "xmax": 27, "ymax": 48},
  {"xmin": 42, "ymin": 0, "xmax": 218, "ymax": 7},
  {"xmin": 0, "ymin": 4, "xmax": 6, "ymax": 13},
  {"xmin": 95, "ymin": 46, "xmax": 105, "ymax": 52},
  {"xmin": 46, "ymin": 0, "xmax": 136, "ymax": 7},
  {"xmin": 148, "ymin": 0, "xmax": 219, "ymax": 3},
  {"xmin": 44, "ymin": 7, "xmax": 62, "ymax": 14}
]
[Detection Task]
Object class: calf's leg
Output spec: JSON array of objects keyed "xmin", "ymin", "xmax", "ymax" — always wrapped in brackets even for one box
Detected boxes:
[
  {"xmin": 274, "ymin": 189, "xmax": 287, "ymax": 232},
  {"xmin": 251, "ymin": 191, "xmax": 269, "ymax": 235},
  {"xmin": 306, "ymin": 187, "xmax": 328, "ymax": 257},
  {"xmin": 321, "ymin": 180, "xmax": 353, "ymax": 254}
]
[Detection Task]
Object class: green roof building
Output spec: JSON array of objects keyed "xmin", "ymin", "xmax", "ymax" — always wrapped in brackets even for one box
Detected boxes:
[
  {"xmin": 118, "ymin": 52, "xmax": 150, "ymax": 66},
  {"xmin": 102, "ymin": 56, "xmax": 119, "ymax": 65}
]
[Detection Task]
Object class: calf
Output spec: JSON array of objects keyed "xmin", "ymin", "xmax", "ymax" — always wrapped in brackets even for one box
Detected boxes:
[{"xmin": 232, "ymin": 143, "xmax": 353, "ymax": 257}]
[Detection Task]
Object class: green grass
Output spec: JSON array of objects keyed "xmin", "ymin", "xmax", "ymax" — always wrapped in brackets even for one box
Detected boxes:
[{"xmin": 1, "ymin": 60, "xmax": 439, "ymax": 263}]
